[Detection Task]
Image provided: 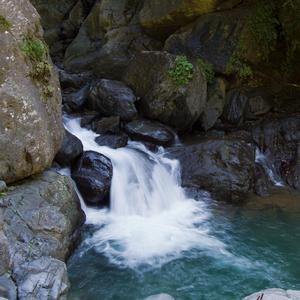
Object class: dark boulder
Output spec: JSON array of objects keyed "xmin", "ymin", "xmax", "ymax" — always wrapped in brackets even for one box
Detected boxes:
[
  {"xmin": 71, "ymin": 151, "xmax": 113, "ymax": 206},
  {"xmin": 59, "ymin": 69, "xmax": 92, "ymax": 90},
  {"xmin": 125, "ymin": 120, "xmax": 174, "ymax": 146},
  {"xmin": 55, "ymin": 130, "xmax": 83, "ymax": 166},
  {"xmin": 91, "ymin": 116, "xmax": 120, "ymax": 134},
  {"xmin": 80, "ymin": 111, "xmax": 101, "ymax": 130},
  {"xmin": 63, "ymin": 84, "xmax": 90, "ymax": 112},
  {"xmin": 167, "ymin": 138, "xmax": 256, "ymax": 202},
  {"xmin": 88, "ymin": 79, "xmax": 138, "ymax": 121},
  {"xmin": 95, "ymin": 134, "xmax": 128, "ymax": 149},
  {"xmin": 200, "ymin": 78, "xmax": 226, "ymax": 131},
  {"xmin": 124, "ymin": 51, "xmax": 207, "ymax": 131}
]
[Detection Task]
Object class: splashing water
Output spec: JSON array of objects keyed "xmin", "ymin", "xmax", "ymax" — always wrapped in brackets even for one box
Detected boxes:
[
  {"xmin": 64, "ymin": 117, "xmax": 230, "ymax": 268},
  {"xmin": 255, "ymin": 148, "xmax": 284, "ymax": 187}
]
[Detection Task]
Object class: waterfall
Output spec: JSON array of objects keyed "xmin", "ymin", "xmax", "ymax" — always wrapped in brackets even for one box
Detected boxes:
[
  {"xmin": 255, "ymin": 148, "xmax": 284, "ymax": 187},
  {"xmin": 64, "ymin": 117, "xmax": 226, "ymax": 268}
]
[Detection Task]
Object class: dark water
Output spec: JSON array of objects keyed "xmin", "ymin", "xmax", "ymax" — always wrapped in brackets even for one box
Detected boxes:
[{"xmin": 67, "ymin": 189, "xmax": 300, "ymax": 300}]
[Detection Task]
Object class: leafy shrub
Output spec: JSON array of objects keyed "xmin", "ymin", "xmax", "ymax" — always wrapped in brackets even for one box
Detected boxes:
[
  {"xmin": 197, "ymin": 58, "xmax": 214, "ymax": 84},
  {"xmin": 168, "ymin": 55, "xmax": 194, "ymax": 86}
]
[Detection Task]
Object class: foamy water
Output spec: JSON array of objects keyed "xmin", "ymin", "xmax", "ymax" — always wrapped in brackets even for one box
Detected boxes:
[{"xmin": 64, "ymin": 117, "xmax": 228, "ymax": 268}]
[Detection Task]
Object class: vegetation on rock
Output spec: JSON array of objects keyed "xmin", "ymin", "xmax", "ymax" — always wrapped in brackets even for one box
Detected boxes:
[
  {"xmin": 168, "ymin": 55, "xmax": 194, "ymax": 86},
  {"xmin": 197, "ymin": 58, "xmax": 214, "ymax": 84},
  {"xmin": 21, "ymin": 34, "xmax": 54, "ymax": 97},
  {"xmin": 0, "ymin": 15, "xmax": 11, "ymax": 32}
]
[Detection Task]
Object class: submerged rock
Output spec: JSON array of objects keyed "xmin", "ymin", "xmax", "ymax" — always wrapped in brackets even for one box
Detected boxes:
[
  {"xmin": 88, "ymin": 79, "xmax": 138, "ymax": 121},
  {"xmin": 243, "ymin": 288, "xmax": 300, "ymax": 300},
  {"xmin": 125, "ymin": 51, "xmax": 207, "ymax": 131},
  {"xmin": 168, "ymin": 138, "xmax": 255, "ymax": 202},
  {"xmin": 144, "ymin": 294, "xmax": 175, "ymax": 300},
  {"xmin": 125, "ymin": 120, "xmax": 174, "ymax": 146},
  {"xmin": 55, "ymin": 130, "xmax": 83, "ymax": 166},
  {"xmin": 71, "ymin": 151, "xmax": 113, "ymax": 206},
  {"xmin": 0, "ymin": 0, "xmax": 63, "ymax": 183}
]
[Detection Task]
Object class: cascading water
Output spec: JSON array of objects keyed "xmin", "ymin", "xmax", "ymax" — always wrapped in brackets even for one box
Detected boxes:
[
  {"xmin": 255, "ymin": 148, "xmax": 284, "ymax": 187},
  {"xmin": 64, "ymin": 117, "xmax": 228, "ymax": 268}
]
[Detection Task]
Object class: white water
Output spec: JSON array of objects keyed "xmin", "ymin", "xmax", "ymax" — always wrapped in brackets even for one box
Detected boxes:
[
  {"xmin": 255, "ymin": 148, "xmax": 284, "ymax": 187},
  {"xmin": 64, "ymin": 117, "xmax": 228, "ymax": 268}
]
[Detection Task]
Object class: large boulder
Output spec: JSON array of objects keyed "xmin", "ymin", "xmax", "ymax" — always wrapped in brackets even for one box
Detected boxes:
[
  {"xmin": 125, "ymin": 120, "xmax": 174, "ymax": 146},
  {"xmin": 139, "ymin": 0, "xmax": 242, "ymax": 40},
  {"xmin": 0, "ymin": 0, "xmax": 63, "ymax": 183},
  {"xmin": 71, "ymin": 151, "xmax": 113, "ymax": 206},
  {"xmin": 63, "ymin": 1, "xmax": 161, "ymax": 79},
  {"xmin": 55, "ymin": 130, "xmax": 83, "ymax": 166},
  {"xmin": 95, "ymin": 134, "xmax": 128, "ymax": 149},
  {"xmin": 0, "ymin": 170, "xmax": 84, "ymax": 300},
  {"xmin": 14, "ymin": 257, "xmax": 69, "ymax": 300},
  {"xmin": 88, "ymin": 79, "xmax": 138, "ymax": 121},
  {"xmin": 243, "ymin": 288, "xmax": 300, "ymax": 300},
  {"xmin": 1, "ymin": 171, "xmax": 85, "ymax": 268},
  {"xmin": 124, "ymin": 51, "xmax": 207, "ymax": 131},
  {"xmin": 167, "ymin": 138, "xmax": 255, "ymax": 201}
]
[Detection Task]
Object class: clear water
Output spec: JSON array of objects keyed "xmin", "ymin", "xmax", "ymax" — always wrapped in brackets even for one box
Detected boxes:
[{"xmin": 65, "ymin": 117, "xmax": 300, "ymax": 300}]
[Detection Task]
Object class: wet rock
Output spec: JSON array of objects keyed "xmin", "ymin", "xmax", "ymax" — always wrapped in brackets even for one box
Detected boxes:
[
  {"xmin": 168, "ymin": 139, "xmax": 255, "ymax": 202},
  {"xmin": 0, "ymin": 273, "xmax": 16, "ymax": 300},
  {"xmin": 80, "ymin": 111, "xmax": 101, "ymax": 130},
  {"xmin": 246, "ymin": 92, "xmax": 272, "ymax": 118},
  {"xmin": 0, "ymin": 0, "xmax": 63, "ymax": 183},
  {"xmin": 95, "ymin": 134, "xmax": 128, "ymax": 149},
  {"xmin": 14, "ymin": 257, "xmax": 68, "ymax": 300},
  {"xmin": 243, "ymin": 288, "xmax": 300, "ymax": 300},
  {"xmin": 124, "ymin": 51, "xmax": 207, "ymax": 131},
  {"xmin": 63, "ymin": 84, "xmax": 90, "ymax": 112},
  {"xmin": 55, "ymin": 130, "xmax": 83, "ymax": 166},
  {"xmin": 200, "ymin": 78, "xmax": 226, "ymax": 131},
  {"xmin": 88, "ymin": 79, "xmax": 138, "ymax": 121},
  {"xmin": 91, "ymin": 117, "xmax": 120, "ymax": 134},
  {"xmin": 71, "ymin": 151, "xmax": 113, "ymax": 206},
  {"xmin": 0, "ymin": 182, "xmax": 6, "ymax": 193},
  {"xmin": 139, "ymin": 0, "xmax": 241, "ymax": 40},
  {"xmin": 125, "ymin": 120, "xmax": 174, "ymax": 146},
  {"xmin": 222, "ymin": 89, "xmax": 248, "ymax": 125},
  {"xmin": 144, "ymin": 294, "xmax": 175, "ymax": 300},
  {"xmin": 254, "ymin": 163, "xmax": 272, "ymax": 197}
]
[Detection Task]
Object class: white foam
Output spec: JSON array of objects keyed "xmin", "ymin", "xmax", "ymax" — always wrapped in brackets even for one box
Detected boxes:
[{"xmin": 64, "ymin": 117, "xmax": 227, "ymax": 268}]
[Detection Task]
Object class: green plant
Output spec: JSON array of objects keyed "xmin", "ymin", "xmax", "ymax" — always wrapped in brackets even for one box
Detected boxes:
[
  {"xmin": 0, "ymin": 15, "xmax": 11, "ymax": 32},
  {"xmin": 0, "ymin": 192, "xmax": 6, "ymax": 197},
  {"xmin": 197, "ymin": 58, "xmax": 215, "ymax": 84},
  {"xmin": 168, "ymin": 55, "xmax": 194, "ymax": 86},
  {"xmin": 226, "ymin": 56, "xmax": 253, "ymax": 80},
  {"xmin": 21, "ymin": 34, "xmax": 53, "ymax": 98}
]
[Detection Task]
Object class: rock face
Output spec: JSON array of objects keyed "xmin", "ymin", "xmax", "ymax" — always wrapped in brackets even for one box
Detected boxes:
[
  {"xmin": 168, "ymin": 138, "xmax": 256, "ymax": 201},
  {"xmin": 243, "ymin": 288, "xmax": 300, "ymax": 300},
  {"xmin": 55, "ymin": 130, "xmax": 83, "ymax": 166},
  {"xmin": 125, "ymin": 120, "xmax": 174, "ymax": 146},
  {"xmin": 139, "ymin": 0, "xmax": 241, "ymax": 40},
  {"xmin": 71, "ymin": 151, "xmax": 113, "ymax": 206},
  {"xmin": 125, "ymin": 51, "xmax": 207, "ymax": 131},
  {"xmin": 0, "ymin": 171, "xmax": 85, "ymax": 300},
  {"xmin": 88, "ymin": 79, "xmax": 138, "ymax": 121},
  {"xmin": 0, "ymin": 0, "xmax": 63, "ymax": 183}
]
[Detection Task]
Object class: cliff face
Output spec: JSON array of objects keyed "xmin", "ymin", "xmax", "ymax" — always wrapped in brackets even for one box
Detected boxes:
[{"xmin": 0, "ymin": 0, "xmax": 64, "ymax": 184}]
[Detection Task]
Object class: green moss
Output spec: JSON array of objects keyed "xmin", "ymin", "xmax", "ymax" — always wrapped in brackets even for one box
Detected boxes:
[
  {"xmin": 21, "ymin": 34, "xmax": 53, "ymax": 98},
  {"xmin": 197, "ymin": 58, "xmax": 214, "ymax": 84},
  {"xmin": 226, "ymin": 56, "xmax": 253, "ymax": 80},
  {"xmin": 0, "ymin": 15, "xmax": 11, "ymax": 32},
  {"xmin": 168, "ymin": 55, "xmax": 194, "ymax": 86}
]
